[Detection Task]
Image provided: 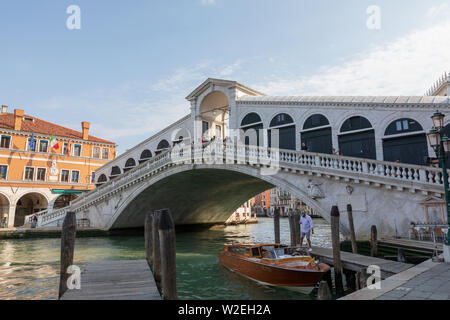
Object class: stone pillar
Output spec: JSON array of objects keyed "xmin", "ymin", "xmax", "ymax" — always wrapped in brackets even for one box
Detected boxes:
[{"xmin": 7, "ymin": 204, "xmax": 16, "ymax": 228}]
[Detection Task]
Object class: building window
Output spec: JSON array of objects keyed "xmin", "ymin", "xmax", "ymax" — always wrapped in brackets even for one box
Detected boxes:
[
  {"xmin": 102, "ymin": 148, "xmax": 109, "ymax": 160},
  {"xmin": 73, "ymin": 144, "xmax": 81, "ymax": 157},
  {"xmin": 24, "ymin": 167, "xmax": 34, "ymax": 180},
  {"xmin": 0, "ymin": 135, "xmax": 11, "ymax": 149},
  {"xmin": 0, "ymin": 165, "xmax": 7, "ymax": 180},
  {"xmin": 39, "ymin": 140, "xmax": 49, "ymax": 153},
  {"xmin": 27, "ymin": 138, "xmax": 37, "ymax": 152},
  {"xmin": 61, "ymin": 170, "xmax": 69, "ymax": 182},
  {"xmin": 91, "ymin": 172, "xmax": 95, "ymax": 183},
  {"xmin": 37, "ymin": 168, "xmax": 46, "ymax": 181},
  {"xmin": 71, "ymin": 170, "xmax": 80, "ymax": 183},
  {"xmin": 216, "ymin": 125, "xmax": 222, "ymax": 138},
  {"xmin": 62, "ymin": 142, "xmax": 69, "ymax": 155},
  {"xmin": 92, "ymin": 147, "xmax": 100, "ymax": 159}
]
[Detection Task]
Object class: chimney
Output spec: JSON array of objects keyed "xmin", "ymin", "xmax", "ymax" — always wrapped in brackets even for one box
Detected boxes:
[
  {"xmin": 82, "ymin": 121, "xmax": 90, "ymax": 140},
  {"xmin": 14, "ymin": 109, "xmax": 24, "ymax": 131},
  {"xmin": 1, "ymin": 105, "xmax": 7, "ymax": 113}
]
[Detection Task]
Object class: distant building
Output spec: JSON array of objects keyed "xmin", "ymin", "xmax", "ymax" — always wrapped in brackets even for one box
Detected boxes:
[
  {"xmin": 251, "ymin": 190, "xmax": 271, "ymax": 216},
  {"xmin": 269, "ymin": 187, "xmax": 302, "ymax": 216},
  {"xmin": 0, "ymin": 107, "xmax": 116, "ymax": 228}
]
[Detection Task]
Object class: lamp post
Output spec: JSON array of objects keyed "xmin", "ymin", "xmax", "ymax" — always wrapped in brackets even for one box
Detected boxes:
[{"xmin": 427, "ymin": 112, "xmax": 450, "ymax": 262}]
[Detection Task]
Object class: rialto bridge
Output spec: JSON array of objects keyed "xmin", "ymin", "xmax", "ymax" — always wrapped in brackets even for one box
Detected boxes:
[{"xmin": 35, "ymin": 77, "xmax": 450, "ymax": 239}]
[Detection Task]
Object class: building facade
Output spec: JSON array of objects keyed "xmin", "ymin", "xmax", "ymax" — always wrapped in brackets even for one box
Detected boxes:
[{"xmin": 0, "ymin": 107, "xmax": 116, "ymax": 228}]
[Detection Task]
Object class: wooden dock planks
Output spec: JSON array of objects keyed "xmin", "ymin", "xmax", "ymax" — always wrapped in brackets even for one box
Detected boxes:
[
  {"xmin": 61, "ymin": 260, "xmax": 161, "ymax": 300},
  {"xmin": 379, "ymin": 238, "xmax": 443, "ymax": 254},
  {"xmin": 310, "ymin": 246, "xmax": 413, "ymax": 279}
]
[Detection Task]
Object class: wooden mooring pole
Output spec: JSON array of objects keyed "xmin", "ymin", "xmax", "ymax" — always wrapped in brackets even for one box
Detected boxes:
[
  {"xmin": 346, "ymin": 204, "xmax": 357, "ymax": 254},
  {"xmin": 58, "ymin": 211, "xmax": 77, "ymax": 299},
  {"xmin": 144, "ymin": 212, "xmax": 154, "ymax": 270},
  {"xmin": 370, "ymin": 225, "xmax": 378, "ymax": 257},
  {"xmin": 153, "ymin": 210, "xmax": 162, "ymax": 293},
  {"xmin": 274, "ymin": 208, "xmax": 280, "ymax": 244},
  {"xmin": 288, "ymin": 212, "xmax": 296, "ymax": 246},
  {"xmin": 158, "ymin": 209, "xmax": 178, "ymax": 300},
  {"xmin": 317, "ymin": 281, "xmax": 332, "ymax": 300},
  {"xmin": 330, "ymin": 206, "xmax": 344, "ymax": 295},
  {"xmin": 293, "ymin": 212, "xmax": 301, "ymax": 245}
]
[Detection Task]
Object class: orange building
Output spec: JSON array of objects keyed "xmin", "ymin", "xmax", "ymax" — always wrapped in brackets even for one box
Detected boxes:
[
  {"xmin": 0, "ymin": 106, "xmax": 116, "ymax": 228},
  {"xmin": 252, "ymin": 189, "xmax": 271, "ymax": 215}
]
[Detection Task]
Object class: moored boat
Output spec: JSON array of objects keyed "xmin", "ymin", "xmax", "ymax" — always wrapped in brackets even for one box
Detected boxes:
[{"xmin": 218, "ymin": 243, "xmax": 330, "ymax": 293}]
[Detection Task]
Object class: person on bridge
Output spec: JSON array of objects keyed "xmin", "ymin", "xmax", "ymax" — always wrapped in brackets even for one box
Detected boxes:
[{"xmin": 299, "ymin": 210, "xmax": 314, "ymax": 252}]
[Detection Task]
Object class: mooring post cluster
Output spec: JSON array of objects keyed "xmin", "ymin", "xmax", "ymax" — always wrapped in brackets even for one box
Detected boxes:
[
  {"xmin": 58, "ymin": 211, "xmax": 77, "ymax": 299},
  {"xmin": 145, "ymin": 208, "xmax": 178, "ymax": 300}
]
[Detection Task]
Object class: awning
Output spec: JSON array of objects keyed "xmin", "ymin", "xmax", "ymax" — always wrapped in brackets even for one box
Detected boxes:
[{"xmin": 51, "ymin": 189, "xmax": 86, "ymax": 194}]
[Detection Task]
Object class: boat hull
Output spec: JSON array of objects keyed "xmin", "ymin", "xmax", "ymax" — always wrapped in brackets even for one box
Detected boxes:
[{"xmin": 218, "ymin": 251, "xmax": 328, "ymax": 289}]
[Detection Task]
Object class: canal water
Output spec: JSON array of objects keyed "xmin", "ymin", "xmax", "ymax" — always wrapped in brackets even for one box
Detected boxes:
[{"xmin": 0, "ymin": 217, "xmax": 336, "ymax": 300}]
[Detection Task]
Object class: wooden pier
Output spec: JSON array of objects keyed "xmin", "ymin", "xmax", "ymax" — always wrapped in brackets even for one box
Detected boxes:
[
  {"xmin": 310, "ymin": 246, "xmax": 413, "ymax": 279},
  {"xmin": 379, "ymin": 238, "xmax": 443, "ymax": 255},
  {"xmin": 61, "ymin": 260, "xmax": 161, "ymax": 300}
]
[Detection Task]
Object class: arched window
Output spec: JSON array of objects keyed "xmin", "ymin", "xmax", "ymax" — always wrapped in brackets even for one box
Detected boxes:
[
  {"xmin": 268, "ymin": 113, "xmax": 296, "ymax": 150},
  {"xmin": 383, "ymin": 118, "xmax": 427, "ymax": 165},
  {"xmin": 140, "ymin": 149, "xmax": 152, "ymax": 162},
  {"xmin": 338, "ymin": 116, "xmax": 376, "ymax": 159},
  {"xmin": 301, "ymin": 115, "xmax": 332, "ymax": 154},
  {"xmin": 97, "ymin": 174, "xmax": 107, "ymax": 185},
  {"xmin": 110, "ymin": 166, "xmax": 121, "ymax": 177},
  {"xmin": 303, "ymin": 114, "xmax": 330, "ymax": 130},
  {"xmin": 241, "ymin": 113, "xmax": 262, "ymax": 127},
  {"xmin": 384, "ymin": 118, "xmax": 423, "ymax": 136},
  {"xmin": 124, "ymin": 158, "xmax": 136, "ymax": 171},
  {"xmin": 155, "ymin": 140, "xmax": 170, "ymax": 155},
  {"xmin": 340, "ymin": 116, "xmax": 372, "ymax": 133},
  {"xmin": 241, "ymin": 113, "xmax": 263, "ymax": 147},
  {"xmin": 270, "ymin": 113, "xmax": 294, "ymax": 127}
]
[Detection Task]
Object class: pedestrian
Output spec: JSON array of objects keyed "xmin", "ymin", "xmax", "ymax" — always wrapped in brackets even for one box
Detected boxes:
[
  {"xmin": 31, "ymin": 214, "xmax": 38, "ymax": 229},
  {"xmin": 301, "ymin": 142, "xmax": 308, "ymax": 152},
  {"xmin": 299, "ymin": 210, "xmax": 314, "ymax": 252}
]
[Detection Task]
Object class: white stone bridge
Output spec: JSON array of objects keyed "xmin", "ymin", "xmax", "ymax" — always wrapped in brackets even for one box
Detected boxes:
[
  {"xmin": 36, "ymin": 141, "xmax": 448, "ymax": 239},
  {"xmin": 34, "ymin": 77, "xmax": 450, "ymax": 239}
]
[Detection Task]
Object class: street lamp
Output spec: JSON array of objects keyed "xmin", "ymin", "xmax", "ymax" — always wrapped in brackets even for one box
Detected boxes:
[{"xmin": 427, "ymin": 111, "xmax": 450, "ymax": 262}]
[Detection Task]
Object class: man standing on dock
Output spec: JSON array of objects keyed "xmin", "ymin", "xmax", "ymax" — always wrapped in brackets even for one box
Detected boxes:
[{"xmin": 300, "ymin": 210, "xmax": 314, "ymax": 252}]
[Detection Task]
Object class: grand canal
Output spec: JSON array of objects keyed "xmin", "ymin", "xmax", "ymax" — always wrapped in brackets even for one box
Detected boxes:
[{"xmin": 0, "ymin": 217, "xmax": 337, "ymax": 300}]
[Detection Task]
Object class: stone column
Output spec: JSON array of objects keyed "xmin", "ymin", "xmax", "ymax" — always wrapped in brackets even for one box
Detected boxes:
[{"xmin": 7, "ymin": 204, "xmax": 16, "ymax": 228}]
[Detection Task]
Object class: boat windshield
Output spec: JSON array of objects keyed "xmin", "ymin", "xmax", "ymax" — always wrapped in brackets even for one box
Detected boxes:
[{"xmin": 261, "ymin": 246, "xmax": 285, "ymax": 259}]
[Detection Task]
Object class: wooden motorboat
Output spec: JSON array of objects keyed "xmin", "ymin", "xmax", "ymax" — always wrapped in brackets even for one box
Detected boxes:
[{"xmin": 218, "ymin": 243, "xmax": 330, "ymax": 293}]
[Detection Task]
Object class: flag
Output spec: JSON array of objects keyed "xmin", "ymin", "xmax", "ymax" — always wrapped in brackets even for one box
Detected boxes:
[
  {"xmin": 50, "ymin": 136, "xmax": 59, "ymax": 150},
  {"xmin": 66, "ymin": 139, "xmax": 71, "ymax": 156},
  {"xmin": 29, "ymin": 133, "xmax": 35, "ymax": 151}
]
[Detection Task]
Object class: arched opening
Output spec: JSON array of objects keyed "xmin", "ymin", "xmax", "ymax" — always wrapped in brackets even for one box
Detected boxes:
[
  {"xmin": 14, "ymin": 193, "xmax": 48, "ymax": 227},
  {"xmin": 53, "ymin": 193, "xmax": 79, "ymax": 210},
  {"xmin": 338, "ymin": 116, "xmax": 376, "ymax": 159},
  {"xmin": 124, "ymin": 158, "xmax": 137, "ymax": 172},
  {"xmin": 139, "ymin": 149, "xmax": 153, "ymax": 164},
  {"xmin": 268, "ymin": 113, "xmax": 296, "ymax": 150},
  {"xmin": 0, "ymin": 193, "xmax": 10, "ymax": 228},
  {"xmin": 199, "ymin": 91, "xmax": 229, "ymax": 141},
  {"xmin": 96, "ymin": 174, "xmax": 107, "ymax": 187},
  {"xmin": 383, "ymin": 118, "xmax": 428, "ymax": 165},
  {"xmin": 155, "ymin": 140, "xmax": 170, "ymax": 155},
  {"xmin": 240, "ymin": 113, "xmax": 263, "ymax": 147},
  {"xmin": 301, "ymin": 114, "xmax": 332, "ymax": 154},
  {"xmin": 110, "ymin": 166, "xmax": 122, "ymax": 179}
]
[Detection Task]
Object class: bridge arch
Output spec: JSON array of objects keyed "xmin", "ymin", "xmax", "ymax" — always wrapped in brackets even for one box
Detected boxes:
[
  {"xmin": 198, "ymin": 90, "xmax": 229, "ymax": 141},
  {"xmin": 96, "ymin": 174, "xmax": 108, "ymax": 186},
  {"xmin": 139, "ymin": 150, "xmax": 153, "ymax": 164},
  {"xmin": 110, "ymin": 166, "xmax": 122, "ymax": 178},
  {"xmin": 268, "ymin": 112, "xmax": 296, "ymax": 150},
  {"xmin": 300, "ymin": 114, "xmax": 332, "ymax": 154},
  {"xmin": 124, "ymin": 158, "xmax": 137, "ymax": 172},
  {"xmin": 338, "ymin": 116, "xmax": 376, "ymax": 159},
  {"xmin": 155, "ymin": 140, "xmax": 170, "ymax": 155},
  {"xmin": 240, "ymin": 112, "xmax": 263, "ymax": 146},
  {"xmin": 107, "ymin": 164, "xmax": 337, "ymax": 234},
  {"xmin": 382, "ymin": 118, "xmax": 428, "ymax": 165}
]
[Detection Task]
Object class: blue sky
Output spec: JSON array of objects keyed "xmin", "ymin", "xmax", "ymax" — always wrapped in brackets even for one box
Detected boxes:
[{"xmin": 0, "ymin": 0, "xmax": 449, "ymax": 154}]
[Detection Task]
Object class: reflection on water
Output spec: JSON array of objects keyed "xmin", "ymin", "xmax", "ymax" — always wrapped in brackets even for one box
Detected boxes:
[{"xmin": 0, "ymin": 217, "xmax": 334, "ymax": 300}]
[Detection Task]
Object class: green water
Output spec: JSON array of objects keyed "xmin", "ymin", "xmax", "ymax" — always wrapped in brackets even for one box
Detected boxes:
[{"xmin": 0, "ymin": 218, "xmax": 334, "ymax": 300}]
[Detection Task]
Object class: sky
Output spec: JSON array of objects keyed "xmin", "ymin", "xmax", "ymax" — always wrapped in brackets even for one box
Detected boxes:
[{"xmin": 0, "ymin": 0, "xmax": 449, "ymax": 154}]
